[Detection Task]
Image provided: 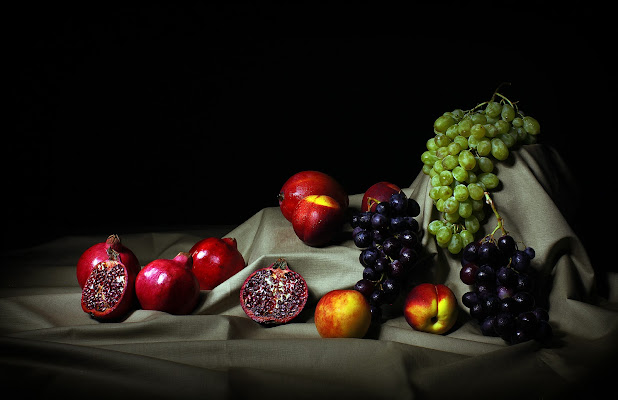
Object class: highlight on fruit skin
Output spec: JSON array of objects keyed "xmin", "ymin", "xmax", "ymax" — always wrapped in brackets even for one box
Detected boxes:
[{"xmin": 239, "ymin": 258, "xmax": 308, "ymax": 325}]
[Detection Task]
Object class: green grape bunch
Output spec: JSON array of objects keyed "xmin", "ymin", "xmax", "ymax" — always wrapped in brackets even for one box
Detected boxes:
[{"xmin": 421, "ymin": 88, "xmax": 541, "ymax": 255}]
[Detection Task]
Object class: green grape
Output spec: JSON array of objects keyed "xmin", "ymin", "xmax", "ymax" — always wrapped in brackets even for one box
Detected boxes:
[
  {"xmin": 435, "ymin": 198, "xmax": 445, "ymax": 212},
  {"xmin": 471, "ymin": 198, "xmax": 484, "ymax": 211},
  {"xmin": 478, "ymin": 156, "xmax": 494, "ymax": 173},
  {"xmin": 523, "ymin": 116, "xmax": 540, "ymax": 135},
  {"xmin": 501, "ymin": 104, "xmax": 515, "ymax": 122},
  {"xmin": 470, "ymin": 113, "xmax": 487, "ymax": 125},
  {"xmin": 446, "ymin": 124, "xmax": 460, "ymax": 140},
  {"xmin": 468, "ymin": 183, "xmax": 485, "ymax": 200},
  {"xmin": 458, "ymin": 150, "xmax": 476, "ymax": 170},
  {"xmin": 499, "ymin": 132, "xmax": 516, "ymax": 148},
  {"xmin": 453, "ymin": 184, "xmax": 469, "ymax": 201},
  {"xmin": 428, "ymin": 220, "xmax": 445, "ymax": 235},
  {"xmin": 436, "ymin": 226, "xmax": 453, "ymax": 247},
  {"xmin": 466, "ymin": 171, "xmax": 477, "ymax": 183},
  {"xmin": 491, "ymin": 138, "xmax": 509, "ymax": 161},
  {"xmin": 439, "ymin": 170, "xmax": 454, "ymax": 186},
  {"xmin": 429, "ymin": 186, "xmax": 441, "ymax": 200},
  {"xmin": 442, "ymin": 154, "xmax": 459, "ymax": 170},
  {"xmin": 485, "ymin": 101, "xmax": 502, "ymax": 118},
  {"xmin": 422, "ymin": 164, "xmax": 433, "ymax": 175},
  {"xmin": 464, "ymin": 215, "xmax": 480, "ymax": 233},
  {"xmin": 444, "ymin": 210, "xmax": 460, "ymax": 223},
  {"xmin": 430, "ymin": 174, "xmax": 441, "ymax": 187},
  {"xmin": 444, "ymin": 197, "xmax": 459, "ymax": 214},
  {"xmin": 495, "ymin": 119, "xmax": 510, "ymax": 134},
  {"xmin": 433, "ymin": 159, "xmax": 445, "ymax": 173},
  {"xmin": 451, "ymin": 109, "xmax": 464, "ymax": 120},
  {"xmin": 422, "ymin": 150, "xmax": 439, "ymax": 166},
  {"xmin": 471, "ymin": 123, "xmax": 486, "ymax": 139},
  {"xmin": 434, "ymin": 115, "xmax": 456, "ymax": 133},
  {"xmin": 435, "ymin": 133, "xmax": 451, "ymax": 147},
  {"xmin": 448, "ymin": 233, "xmax": 463, "ymax": 254},
  {"xmin": 512, "ymin": 116, "xmax": 523, "ymax": 128},
  {"xmin": 458, "ymin": 118, "xmax": 473, "ymax": 137},
  {"xmin": 484, "ymin": 123, "xmax": 498, "ymax": 138},
  {"xmin": 426, "ymin": 137, "xmax": 438, "ymax": 151},
  {"xmin": 460, "ymin": 229, "xmax": 474, "ymax": 246},
  {"xmin": 438, "ymin": 185, "xmax": 453, "ymax": 200},
  {"xmin": 478, "ymin": 172, "xmax": 499, "ymax": 190},
  {"xmin": 458, "ymin": 200, "xmax": 473, "ymax": 218},
  {"xmin": 452, "ymin": 165, "xmax": 468, "ymax": 182},
  {"xmin": 476, "ymin": 138, "xmax": 492, "ymax": 156},
  {"xmin": 448, "ymin": 142, "xmax": 462, "ymax": 156},
  {"xmin": 453, "ymin": 135, "xmax": 468, "ymax": 149}
]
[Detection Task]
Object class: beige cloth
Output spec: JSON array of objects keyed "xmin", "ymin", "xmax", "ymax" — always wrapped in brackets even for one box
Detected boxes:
[{"xmin": 2, "ymin": 145, "xmax": 617, "ymax": 399}]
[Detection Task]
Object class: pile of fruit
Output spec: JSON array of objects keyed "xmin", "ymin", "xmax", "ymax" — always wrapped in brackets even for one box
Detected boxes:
[{"xmin": 75, "ymin": 88, "xmax": 553, "ymax": 346}]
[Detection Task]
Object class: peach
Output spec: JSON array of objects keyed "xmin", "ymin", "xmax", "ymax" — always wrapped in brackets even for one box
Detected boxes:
[
  {"xmin": 403, "ymin": 283, "xmax": 459, "ymax": 334},
  {"xmin": 278, "ymin": 170, "xmax": 348, "ymax": 222},
  {"xmin": 292, "ymin": 195, "xmax": 344, "ymax": 247},
  {"xmin": 314, "ymin": 290, "xmax": 371, "ymax": 338},
  {"xmin": 361, "ymin": 182, "xmax": 401, "ymax": 212}
]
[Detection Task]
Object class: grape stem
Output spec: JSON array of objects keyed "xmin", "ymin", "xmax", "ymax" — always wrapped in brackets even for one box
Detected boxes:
[{"xmin": 484, "ymin": 191, "xmax": 508, "ymax": 238}]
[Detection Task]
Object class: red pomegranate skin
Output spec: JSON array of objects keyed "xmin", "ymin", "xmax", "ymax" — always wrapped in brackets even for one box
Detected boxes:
[
  {"xmin": 361, "ymin": 182, "xmax": 401, "ymax": 212},
  {"xmin": 190, "ymin": 237, "xmax": 245, "ymax": 290},
  {"xmin": 135, "ymin": 252, "xmax": 200, "ymax": 315},
  {"xmin": 278, "ymin": 170, "xmax": 348, "ymax": 222},
  {"xmin": 77, "ymin": 234, "xmax": 140, "ymax": 289}
]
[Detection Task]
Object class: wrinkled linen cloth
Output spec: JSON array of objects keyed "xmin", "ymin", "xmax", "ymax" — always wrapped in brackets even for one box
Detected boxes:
[{"xmin": 2, "ymin": 145, "xmax": 617, "ymax": 399}]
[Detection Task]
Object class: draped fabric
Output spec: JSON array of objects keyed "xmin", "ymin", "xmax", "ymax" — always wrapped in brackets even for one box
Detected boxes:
[{"xmin": 2, "ymin": 145, "xmax": 616, "ymax": 399}]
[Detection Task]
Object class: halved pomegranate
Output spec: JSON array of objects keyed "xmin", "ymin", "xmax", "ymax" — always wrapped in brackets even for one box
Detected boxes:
[
  {"xmin": 81, "ymin": 248, "xmax": 136, "ymax": 321},
  {"xmin": 240, "ymin": 258, "xmax": 308, "ymax": 324}
]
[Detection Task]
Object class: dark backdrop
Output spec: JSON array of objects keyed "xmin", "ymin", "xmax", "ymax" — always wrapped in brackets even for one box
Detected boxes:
[{"xmin": 6, "ymin": 3, "xmax": 614, "ymax": 270}]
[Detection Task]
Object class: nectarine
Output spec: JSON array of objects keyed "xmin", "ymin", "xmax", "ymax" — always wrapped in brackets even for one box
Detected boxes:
[
  {"xmin": 361, "ymin": 182, "xmax": 400, "ymax": 212},
  {"xmin": 314, "ymin": 290, "xmax": 371, "ymax": 338},
  {"xmin": 292, "ymin": 195, "xmax": 344, "ymax": 247},
  {"xmin": 404, "ymin": 283, "xmax": 459, "ymax": 334}
]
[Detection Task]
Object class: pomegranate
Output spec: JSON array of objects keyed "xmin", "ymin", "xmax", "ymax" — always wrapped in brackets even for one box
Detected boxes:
[
  {"xmin": 240, "ymin": 258, "xmax": 308, "ymax": 324},
  {"xmin": 190, "ymin": 237, "xmax": 246, "ymax": 290},
  {"xmin": 81, "ymin": 248, "xmax": 136, "ymax": 321},
  {"xmin": 135, "ymin": 252, "xmax": 200, "ymax": 315},
  {"xmin": 278, "ymin": 170, "xmax": 348, "ymax": 222},
  {"xmin": 77, "ymin": 234, "xmax": 140, "ymax": 289}
]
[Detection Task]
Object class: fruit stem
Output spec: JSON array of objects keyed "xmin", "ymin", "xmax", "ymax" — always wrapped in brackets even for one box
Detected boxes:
[
  {"xmin": 106, "ymin": 248, "xmax": 121, "ymax": 262},
  {"xmin": 484, "ymin": 191, "xmax": 508, "ymax": 238}
]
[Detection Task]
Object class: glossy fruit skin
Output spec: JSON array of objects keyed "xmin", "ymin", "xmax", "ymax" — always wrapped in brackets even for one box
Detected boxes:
[
  {"xmin": 135, "ymin": 252, "xmax": 200, "ymax": 315},
  {"xmin": 314, "ymin": 289, "xmax": 372, "ymax": 338},
  {"xmin": 361, "ymin": 182, "xmax": 401, "ymax": 212},
  {"xmin": 292, "ymin": 195, "xmax": 345, "ymax": 247},
  {"xmin": 77, "ymin": 234, "xmax": 140, "ymax": 289},
  {"xmin": 81, "ymin": 249, "xmax": 136, "ymax": 321},
  {"xmin": 190, "ymin": 237, "xmax": 245, "ymax": 290},
  {"xmin": 278, "ymin": 170, "xmax": 348, "ymax": 222},
  {"xmin": 404, "ymin": 283, "xmax": 459, "ymax": 334}
]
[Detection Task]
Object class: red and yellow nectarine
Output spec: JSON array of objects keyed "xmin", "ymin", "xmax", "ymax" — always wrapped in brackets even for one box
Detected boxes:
[
  {"xmin": 404, "ymin": 283, "xmax": 459, "ymax": 334},
  {"xmin": 292, "ymin": 195, "xmax": 344, "ymax": 247},
  {"xmin": 314, "ymin": 290, "xmax": 371, "ymax": 338}
]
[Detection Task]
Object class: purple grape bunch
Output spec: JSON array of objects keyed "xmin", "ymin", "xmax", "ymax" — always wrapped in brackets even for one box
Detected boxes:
[
  {"xmin": 350, "ymin": 191, "xmax": 422, "ymax": 322},
  {"xmin": 460, "ymin": 235, "xmax": 553, "ymax": 345}
]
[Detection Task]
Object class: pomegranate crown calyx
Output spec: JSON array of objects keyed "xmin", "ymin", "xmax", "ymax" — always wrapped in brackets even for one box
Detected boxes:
[
  {"xmin": 106, "ymin": 248, "xmax": 121, "ymax": 262},
  {"xmin": 272, "ymin": 258, "xmax": 289, "ymax": 270}
]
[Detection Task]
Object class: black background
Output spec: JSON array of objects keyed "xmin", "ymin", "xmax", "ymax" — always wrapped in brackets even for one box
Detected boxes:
[{"xmin": 6, "ymin": 3, "xmax": 615, "ymax": 271}]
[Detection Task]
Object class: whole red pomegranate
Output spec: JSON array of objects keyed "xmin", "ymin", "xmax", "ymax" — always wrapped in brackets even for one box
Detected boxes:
[
  {"xmin": 77, "ymin": 234, "xmax": 140, "ymax": 289},
  {"xmin": 190, "ymin": 237, "xmax": 245, "ymax": 290},
  {"xmin": 240, "ymin": 258, "xmax": 308, "ymax": 324},
  {"xmin": 278, "ymin": 170, "xmax": 348, "ymax": 222},
  {"xmin": 135, "ymin": 252, "xmax": 200, "ymax": 315},
  {"xmin": 81, "ymin": 248, "xmax": 136, "ymax": 321}
]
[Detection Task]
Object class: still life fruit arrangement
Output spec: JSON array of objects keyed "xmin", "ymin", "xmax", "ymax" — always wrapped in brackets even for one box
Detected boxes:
[{"xmin": 76, "ymin": 88, "xmax": 552, "ymax": 346}]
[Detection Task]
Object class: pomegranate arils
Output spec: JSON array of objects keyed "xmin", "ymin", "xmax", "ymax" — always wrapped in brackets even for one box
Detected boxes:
[
  {"xmin": 83, "ymin": 262, "xmax": 126, "ymax": 312},
  {"xmin": 240, "ymin": 258, "xmax": 308, "ymax": 325},
  {"xmin": 81, "ymin": 249, "xmax": 135, "ymax": 321}
]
